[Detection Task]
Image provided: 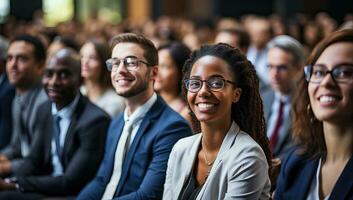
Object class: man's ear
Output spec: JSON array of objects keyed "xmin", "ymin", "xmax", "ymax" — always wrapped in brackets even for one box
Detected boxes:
[
  {"xmin": 233, "ymin": 88, "xmax": 242, "ymax": 103},
  {"xmin": 151, "ymin": 65, "xmax": 159, "ymax": 81}
]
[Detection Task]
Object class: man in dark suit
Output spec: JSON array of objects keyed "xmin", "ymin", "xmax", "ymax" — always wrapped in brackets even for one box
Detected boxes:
[
  {"xmin": 0, "ymin": 36, "xmax": 15, "ymax": 149},
  {"xmin": 0, "ymin": 48, "xmax": 111, "ymax": 199},
  {"xmin": 77, "ymin": 33, "xmax": 192, "ymax": 200},
  {"xmin": 263, "ymin": 35, "xmax": 304, "ymax": 159}
]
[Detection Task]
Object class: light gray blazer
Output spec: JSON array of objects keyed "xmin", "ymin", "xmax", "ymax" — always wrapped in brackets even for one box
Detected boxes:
[{"xmin": 163, "ymin": 122, "xmax": 271, "ymax": 200}]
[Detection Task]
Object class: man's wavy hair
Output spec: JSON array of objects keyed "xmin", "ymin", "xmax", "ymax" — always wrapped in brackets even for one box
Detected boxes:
[
  {"xmin": 182, "ymin": 43, "xmax": 271, "ymax": 166},
  {"xmin": 292, "ymin": 29, "xmax": 353, "ymax": 159}
]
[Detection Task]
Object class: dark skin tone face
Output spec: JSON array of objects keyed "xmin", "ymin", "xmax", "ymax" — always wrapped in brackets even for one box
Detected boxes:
[{"xmin": 42, "ymin": 60, "xmax": 81, "ymax": 110}]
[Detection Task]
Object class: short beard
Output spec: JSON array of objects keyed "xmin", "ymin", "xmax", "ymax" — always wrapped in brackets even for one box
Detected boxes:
[{"xmin": 117, "ymin": 82, "xmax": 148, "ymax": 97}]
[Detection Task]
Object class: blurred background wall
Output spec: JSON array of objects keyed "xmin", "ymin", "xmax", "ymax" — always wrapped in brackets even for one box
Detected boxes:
[{"xmin": 1, "ymin": 0, "xmax": 352, "ymax": 25}]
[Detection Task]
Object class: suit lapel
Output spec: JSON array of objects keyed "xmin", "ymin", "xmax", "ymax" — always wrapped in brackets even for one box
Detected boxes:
[
  {"xmin": 61, "ymin": 95, "xmax": 85, "ymax": 167},
  {"xmin": 175, "ymin": 135, "xmax": 202, "ymax": 199},
  {"xmin": 274, "ymin": 114, "xmax": 292, "ymax": 155},
  {"xmin": 44, "ymin": 111, "xmax": 54, "ymax": 165},
  {"xmin": 197, "ymin": 122, "xmax": 240, "ymax": 199},
  {"xmin": 295, "ymin": 158, "xmax": 319, "ymax": 200},
  {"xmin": 329, "ymin": 154, "xmax": 353, "ymax": 199},
  {"xmin": 115, "ymin": 96, "xmax": 165, "ymax": 195},
  {"xmin": 264, "ymin": 91, "xmax": 275, "ymax": 122}
]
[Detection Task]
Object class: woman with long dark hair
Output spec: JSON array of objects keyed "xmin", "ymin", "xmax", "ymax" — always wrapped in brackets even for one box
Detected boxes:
[{"xmin": 163, "ymin": 43, "xmax": 271, "ymax": 200}]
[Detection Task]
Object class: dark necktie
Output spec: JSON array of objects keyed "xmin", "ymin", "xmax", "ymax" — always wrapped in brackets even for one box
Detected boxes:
[
  {"xmin": 270, "ymin": 101, "xmax": 284, "ymax": 152},
  {"xmin": 53, "ymin": 115, "xmax": 62, "ymax": 161}
]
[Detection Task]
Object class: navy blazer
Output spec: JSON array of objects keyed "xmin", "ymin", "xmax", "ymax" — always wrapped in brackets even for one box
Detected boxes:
[
  {"xmin": 0, "ymin": 74, "xmax": 15, "ymax": 149},
  {"xmin": 78, "ymin": 96, "xmax": 192, "ymax": 200},
  {"xmin": 274, "ymin": 148, "xmax": 353, "ymax": 200}
]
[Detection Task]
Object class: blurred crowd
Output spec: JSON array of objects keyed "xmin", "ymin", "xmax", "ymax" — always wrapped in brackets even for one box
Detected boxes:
[{"xmin": 0, "ymin": 11, "xmax": 352, "ymax": 199}]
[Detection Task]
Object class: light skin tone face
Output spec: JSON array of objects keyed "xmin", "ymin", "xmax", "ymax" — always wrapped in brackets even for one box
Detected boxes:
[
  {"xmin": 154, "ymin": 49, "xmax": 180, "ymax": 93},
  {"xmin": 110, "ymin": 42, "xmax": 157, "ymax": 112},
  {"xmin": 268, "ymin": 47, "xmax": 301, "ymax": 95},
  {"xmin": 6, "ymin": 41, "xmax": 43, "ymax": 93},
  {"xmin": 214, "ymin": 32, "xmax": 240, "ymax": 49},
  {"xmin": 80, "ymin": 42, "xmax": 102, "ymax": 81},
  {"xmin": 187, "ymin": 55, "xmax": 241, "ymax": 125},
  {"xmin": 308, "ymin": 42, "xmax": 353, "ymax": 124},
  {"xmin": 42, "ymin": 58, "xmax": 81, "ymax": 110}
]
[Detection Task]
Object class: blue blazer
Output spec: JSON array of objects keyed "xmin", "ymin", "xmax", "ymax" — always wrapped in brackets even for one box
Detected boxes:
[
  {"xmin": 274, "ymin": 148, "xmax": 353, "ymax": 200},
  {"xmin": 0, "ymin": 74, "xmax": 15, "ymax": 149},
  {"xmin": 78, "ymin": 96, "xmax": 192, "ymax": 200}
]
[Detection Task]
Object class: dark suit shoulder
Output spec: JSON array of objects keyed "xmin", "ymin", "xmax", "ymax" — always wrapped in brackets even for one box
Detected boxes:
[{"xmin": 76, "ymin": 95, "xmax": 110, "ymax": 121}]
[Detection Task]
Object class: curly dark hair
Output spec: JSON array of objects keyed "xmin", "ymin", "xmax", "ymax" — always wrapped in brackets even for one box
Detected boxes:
[
  {"xmin": 292, "ymin": 29, "xmax": 353, "ymax": 159},
  {"xmin": 182, "ymin": 43, "xmax": 271, "ymax": 166}
]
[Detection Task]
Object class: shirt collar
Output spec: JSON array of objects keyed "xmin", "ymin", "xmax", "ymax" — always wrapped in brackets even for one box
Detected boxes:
[
  {"xmin": 52, "ymin": 94, "xmax": 80, "ymax": 119},
  {"xmin": 123, "ymin": 93, "xmax": 157, "ymax": 123},
  {"xmin": 274, "ymin": 92, "xmax": 291, "ymax": 104}
]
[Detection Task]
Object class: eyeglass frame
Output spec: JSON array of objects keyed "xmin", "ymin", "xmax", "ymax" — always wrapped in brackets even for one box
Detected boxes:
[
  {"xmin": 184, "ymin": 76, "xmax": 236, "ymax": 93},
  {"xmin": 304, "ymin": 63, "xmax": 353, "ymax": 83},
  {"xmin": 106, "ymin": 56, "xmax": 152, "ymax": 72}
]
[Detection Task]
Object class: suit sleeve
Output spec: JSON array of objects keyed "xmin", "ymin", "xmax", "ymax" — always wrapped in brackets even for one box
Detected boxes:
[
  {"xmin": 16, "ymin": 115, "xmax": 110, "ymax": 196},
  {"xmin": 113, "ymin": 120, "xmax": 191, "ymax": 200}
]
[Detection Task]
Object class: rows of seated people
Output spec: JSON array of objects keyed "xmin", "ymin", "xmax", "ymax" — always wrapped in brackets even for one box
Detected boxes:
[{"xmin": 0, "ymin": 13, "xmax": 352, "ymax": 199}]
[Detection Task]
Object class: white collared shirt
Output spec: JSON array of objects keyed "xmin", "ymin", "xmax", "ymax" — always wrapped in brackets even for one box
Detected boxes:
[
  {"xmin": 51, "ymin": 94, "xmax": 80, "ymax": 176},
  {"xmin": 123, "ymin": 93, "xmax": 157, "ymax": 149}
]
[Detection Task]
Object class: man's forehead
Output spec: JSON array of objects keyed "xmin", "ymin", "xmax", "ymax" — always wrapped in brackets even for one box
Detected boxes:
[
  {"xmin": 112, "ymin": 42, "xmax": 144, "ymax": 58},
  {"xmin": 8, "ymin": 41, "xmax": 35, "ymax": 54}
]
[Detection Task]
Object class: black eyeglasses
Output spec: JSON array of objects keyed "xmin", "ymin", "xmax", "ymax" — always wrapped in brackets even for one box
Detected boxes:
[
  {"xmin": 106, "ymin": 57, "xmax": 151, "ymax": 72},
  {"xmin": 304, "ymin": 64, "xmax": 353, "ymax": 83},
  {"xmin": 184, "ymin": 76, "xmax": 236, "ymax": 93}
]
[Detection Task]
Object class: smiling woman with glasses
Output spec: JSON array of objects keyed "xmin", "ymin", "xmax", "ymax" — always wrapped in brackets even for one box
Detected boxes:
[
  {"xmin": 163, "ymin": 43, "xmax": 271, "ymax": 200},
  {"xmin": 275, "ymin": 29, "xmax": 353, "ymax": 200}
]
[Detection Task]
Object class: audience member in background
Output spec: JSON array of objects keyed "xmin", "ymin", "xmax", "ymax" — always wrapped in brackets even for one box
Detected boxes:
[
  {"xmin": 275, "ymin": 29, "xmax": 353, "ymax": 200},
  {"xmin": 154, "ymin": 42, "xmax": 192, "ymax": 122},
  {"xmin": 0, "ymin": 48, "xmax": 110, "ymax": 199},
  {"xmin": 0, "ymin": 36, "xmax": 15, "ymax": 150},
  {"xmin": 47, "ymin": 36, "xmax": 79, "ymax": 59},
  {"xmin": 303, "ymin": 21, "xmax": 324, "ymax": 53},
  {"xmin": 80, "ymin": 39, "xmax": 125, "ymax": 117},
  {"xmin": 263, "ymin": 35, "xmax": 304, "ymax": 159},
  {"xmin": 0, "ymin": 35, "xmax": 47, "ymax": 176},
  {"xmin": 77, "ymin": 33, "xmax": 192, "ymax": 200},
  {"xmin": 214, "ymin": 27, "xmax": 250, "ymax": 54},
  {"xmin": 163, "ymin": 43, "xmax": 271, "ymax": 199},
  {"xmin": 246, "ymin": 17, "xmax": 273, "ymax": 86}
]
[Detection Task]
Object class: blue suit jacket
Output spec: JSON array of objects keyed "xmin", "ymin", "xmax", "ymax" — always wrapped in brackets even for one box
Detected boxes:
[
  {"xmin": 78, "ymin": 96, "xmax": 192, "ymax": 200},
  {"xmin": 274, "ymin": 148, "xmax": 353, "ymax": 200},
  {"xmin": 0, "ymin": 74, "xmax": 15, "ymax": 149}
]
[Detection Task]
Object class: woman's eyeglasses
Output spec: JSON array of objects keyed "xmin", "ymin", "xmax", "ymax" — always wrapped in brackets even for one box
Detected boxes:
[
  {"xmin": 184, "ymin": 76, "xmax": 235, "ymax": 93},
  {"xmin": 304, "ymin": 64, "xmax": 353, "ymax": 83}
]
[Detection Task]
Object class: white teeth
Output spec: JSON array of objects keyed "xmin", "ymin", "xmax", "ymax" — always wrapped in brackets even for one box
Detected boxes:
[
  {"xmin": 319, "ymin": 96, "xmax": 337, "ymax": 103},
  {"xmin": 198, "ymin": 103, "xmax": 214, "ymax": 109}
]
